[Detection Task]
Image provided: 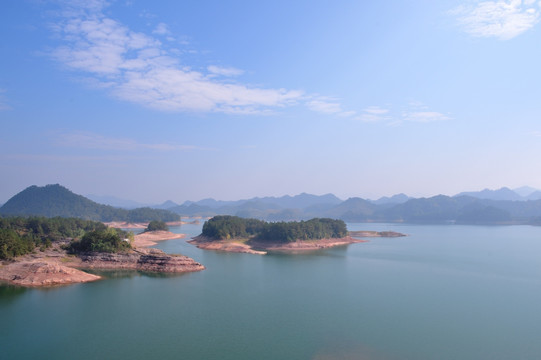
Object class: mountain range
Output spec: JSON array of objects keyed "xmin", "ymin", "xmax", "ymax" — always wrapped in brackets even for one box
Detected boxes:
[{"xmin": 2, "ymin": 184, "xmax": 541, "ymax": 225}]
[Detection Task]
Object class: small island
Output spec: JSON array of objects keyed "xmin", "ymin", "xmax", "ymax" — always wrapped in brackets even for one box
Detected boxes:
[
  {"xmin": 0, "ymin": 217, "xmax": 204, "ymax": 287},
  {"xmin": 189, "ymin": 216, "xmax": 367, "ymax": 254}
]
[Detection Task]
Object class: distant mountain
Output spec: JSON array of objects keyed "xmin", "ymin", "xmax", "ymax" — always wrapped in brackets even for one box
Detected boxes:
[
  {"xmin": 168, "ymin": 203, "xmax": 217, "ymax": 217},
  {"xmin": 86, "ymin": 194, "xmax": 149, "ymax": 209},
  {"xmin": 371, "ymin": 193, "xmax": 411, "ymax": 205},
  {"xmin": 192, "ymin": 198, "xmax": 245, "ymax": 209},
  {"xmin": 454, "ymin": 187, "xmax": 523, "ymax": 201},
  {"xmin": 253, "ymin": 193, "xmax": 343, "ymax": 209},
  {"xmin": 152, "ymin": 200, "xmax": 179, "ymax": 210},
  {"xmin": 526, "ymin": 191, "xmax": 541, "ymax": 201},
  {"xmin": 513, "ymin": 186, "xmax": 539, "ymax": 197},
  {"xmin": 323, "ymin": 197, "xmax": 377, "ymax": 222},
  {"xmin": 171, "ymin": 193, "xmax": 343, "ymax": 220},
  {"xmin": 0, "ymin": 184, "xmax": 180, "ymax": 222},
  {"xmin": 169, "ymin": 190, "xmax": 541, "ymax": 224}
]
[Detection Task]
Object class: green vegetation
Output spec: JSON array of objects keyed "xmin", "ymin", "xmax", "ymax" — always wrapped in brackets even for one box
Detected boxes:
[
  {"xmin": 0, "ymin": 229, "xmax": 35, "ymax": 260},
  {"xmin": 0, "ymin": 216, "xmax": 109, "ymax": 260},
  {"xmin": 145, "ymin": 220, "xmax": 169, "ymax": 232},
  {"xmin": 68, "ymin": 228, "xmax": 132, "ymax": 253},
  {"xmin": 201, "ymin": 216, "xmax": 347, "ymax": 243},
  {"xmin": 0, "ymin": 184, "xmax": 180, "ymax": 222}
]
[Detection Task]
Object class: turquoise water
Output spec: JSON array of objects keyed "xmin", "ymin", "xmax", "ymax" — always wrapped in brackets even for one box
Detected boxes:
[{"xmin": 2, "ymin": 223, "xmax": 541, "ymax": 360}]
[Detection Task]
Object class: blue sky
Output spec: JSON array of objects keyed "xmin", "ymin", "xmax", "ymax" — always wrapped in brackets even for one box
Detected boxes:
[{"xmin": 2, "ymin": 0, "xmax": 541, "ymax": 203}]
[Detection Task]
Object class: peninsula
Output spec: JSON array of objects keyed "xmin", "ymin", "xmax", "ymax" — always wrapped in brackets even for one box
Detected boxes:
[
  {"xmin": 0, "ymin": 217, "xmax": 204, "ymax": 287},
  {"xmin": 189, "ymin": 216, "xmax": 374, "ymax": 254}
]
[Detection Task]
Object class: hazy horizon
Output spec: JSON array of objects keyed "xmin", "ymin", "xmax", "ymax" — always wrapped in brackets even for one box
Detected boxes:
[{"xmin": 2, "ymin": 1, "xmax": 541, "ymax": 204}]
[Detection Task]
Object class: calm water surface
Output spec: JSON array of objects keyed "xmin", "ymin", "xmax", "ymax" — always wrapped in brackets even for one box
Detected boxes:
[{"xmin": 2, "ymin": 223, "xmax": 541, "ymax": 360}]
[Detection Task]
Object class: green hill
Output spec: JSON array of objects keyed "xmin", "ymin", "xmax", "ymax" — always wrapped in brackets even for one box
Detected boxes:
[{"xmin": 0, "ymin": 184, "xmax": 179, "ymax": 222}]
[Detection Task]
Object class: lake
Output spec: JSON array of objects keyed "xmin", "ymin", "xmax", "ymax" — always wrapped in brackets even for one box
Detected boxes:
[{"xmin": 2, "ymin": 222, "xmax": 541, "ymax": 360}]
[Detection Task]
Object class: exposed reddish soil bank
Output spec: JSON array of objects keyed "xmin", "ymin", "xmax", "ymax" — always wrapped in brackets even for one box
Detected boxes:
[
  {"xmin": 0, "ymin": 261, "xmax": 101, "ymax": 287},
  {"xmin": 189, "ymin": 236, "xmax": 367, "ymax": 255},
  {"xmin": 0, "ymin": 231, "xmax": 203, "ymax": 287},
  {"xmin": 133, "ymin": 230, "xmax": 185, "ymax": 248},
  {"xmin": 188, "ymin": 236, "xmax": 267, "ymax": 255}
]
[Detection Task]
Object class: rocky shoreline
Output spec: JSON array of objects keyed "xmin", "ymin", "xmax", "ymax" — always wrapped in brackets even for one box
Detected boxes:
[
  {"xmin": 0, "ymin": 231, "xmax": 204, "ymax": 287},
  {"xmin": 77, "ymin": 248, "xmax": 204, "ymax": 273},
  {"xmin": 188, "ymin": 235, "xmax": 367, "ymax": 254}
]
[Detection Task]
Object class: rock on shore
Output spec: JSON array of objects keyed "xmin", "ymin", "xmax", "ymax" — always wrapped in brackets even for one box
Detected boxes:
[
  {"xmin": 77, "ymin": 248, "xmax": 205, "ymax": 273},
  {"xmin": 1, "ymin": 261, "xmax": 101, "ymax": 287}
]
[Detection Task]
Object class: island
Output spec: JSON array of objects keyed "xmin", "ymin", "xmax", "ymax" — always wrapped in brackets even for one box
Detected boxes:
[
  {"xmin": 189, "ymin": 216, "xmax": 370, "ymax": 254},
  {"xmin": 0, "ymin": 217, "xmax": 204, "ymax": 287}
]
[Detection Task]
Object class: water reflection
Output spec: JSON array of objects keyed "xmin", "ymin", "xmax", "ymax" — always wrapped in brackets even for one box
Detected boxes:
[
  {"xmin": 0, "ymin": 284, "xmax": 27, "ymax": 304},
  {"xmin": 84, "ymin": 269, "xmax": 191, "ymax": 280}
]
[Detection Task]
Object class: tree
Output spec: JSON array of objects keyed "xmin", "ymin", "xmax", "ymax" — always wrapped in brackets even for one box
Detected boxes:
[{"xmin": 145, "ymin": 220, "xmax": 169, "ymax": 232}]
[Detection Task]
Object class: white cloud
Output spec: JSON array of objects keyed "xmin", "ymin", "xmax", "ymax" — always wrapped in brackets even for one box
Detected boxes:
[
  {"xmin": 354, "ymin": 103, "xmax": 450, "ymax": 124},
  {"xmin": 207, "ymin": 65, "xmax": 244, "ymax": 77},
  {"xmin": 355, "ymin": 106, "xmax": 390, "ymax": 122},
  {"xmin": 55, "ymin": 131, "xmax": 209, "ymax": 151},
  {"xmin": 153, "ymin": 22, "xmax": 171, "ymax": 36},
  {"xmin": 307, "ymin": 97, "xmax": 358, "ymax": 117},
  {"xmin": 51, "ymin": 1, "xmax": 304, "ymax": 114},
  {"xmin": 364, "ymin": 106, "xmax": 389, "ymax": 115},
  {"xmin": 0, "ymin": 89, "xmax": 11, "ymax": 110},
  {"xmin": 402, "ymin": 111, "xmax": 451, "ymax": 123},
  {"xmin": 307, "ymin": 99, "xmax": 343, "ymax": 114},
  {"xmin": 453, "ymin": 0, "xmax": 541, "ymax": 40}
]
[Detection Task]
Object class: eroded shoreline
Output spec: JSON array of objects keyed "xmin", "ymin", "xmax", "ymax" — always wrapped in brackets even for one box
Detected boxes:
[
  {"xmin": 188, "ymin": 235, "xmax": 368, "ymax": 255},
  {"xmin": 0, "ymin": 230, "xmax": 203, "ymax": 287}
]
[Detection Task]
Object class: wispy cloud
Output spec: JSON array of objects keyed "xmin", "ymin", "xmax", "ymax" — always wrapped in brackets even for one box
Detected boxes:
[
  {"xmin": 352, "ymin": 103, "xmax": 450, "ymax": 125},
  {"xmin": 355, "ymin": 106, "xmax": 390, "ymax": 122},
  {"xmin": 401, "ymin": 101, "xmax": 451, "ymax": 123},
  {"xmin": 207, "ymin": 65, "xmax": 244, "ymax": 77},
  {"xmin": 307, "ymin": 97, "xmax": 356, "ymax": 117},
  {"xmin": 0, "ymin": 89, "xmax": 11, "ymax": 110},
  {"xmin": 55, "ymin": 131, "xmax": 211, "ymax": 151},
  {"xmin": 452, "ymin": 0, "xmax": 541, "ymax": 40},
  {"xmin": 402, "ymin": 111, "xmax": 451, "ymax": 123},
  {"xmin": 50, "ymin": 0, "xmax": 304, "ymax": 114},
  {"xmin": 152, "ymin": 22, "xmax": 171, "ymax": 36}
]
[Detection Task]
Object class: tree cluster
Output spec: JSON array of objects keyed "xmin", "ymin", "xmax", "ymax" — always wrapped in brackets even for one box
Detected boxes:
[
  {"xmin": 0, "ymin": 216, "xmax": 110, "ymax": 260},
  {"xmin": 68, "ymin": 228, "xmax": 132, "ymax": 253},
  {"xmin": 257, "ymin": 218, "xmax": 348, "ymax": 243},
  {"xmin": 145, "ymin": 220, "xmax": 169, "ymax": 232},
  {"xmin": 201, "ymin": 216, "xmax": 266, "ymax": 239},
  {"xmin": 201, "ymin": 216, "xmax": 347, "ymax": 243}
]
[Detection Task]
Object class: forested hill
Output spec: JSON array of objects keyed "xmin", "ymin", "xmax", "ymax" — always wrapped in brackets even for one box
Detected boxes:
[
  {"xmin": 0, "ymin": 184, "xmax": 180, "ymax": 222},
  {"xmin": 201, "ymin": 215, "xmax": 348, "ymax": 243}
]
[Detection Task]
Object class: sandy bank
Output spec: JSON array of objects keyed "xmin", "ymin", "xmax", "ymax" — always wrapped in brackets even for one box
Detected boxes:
[
  {"xmin": 133, "ymin": 230, "xmax": 186, "ymax": 248},
  {"xmin": 188, "ymin": 237, "xmax": 267, "ymax": 255}
]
